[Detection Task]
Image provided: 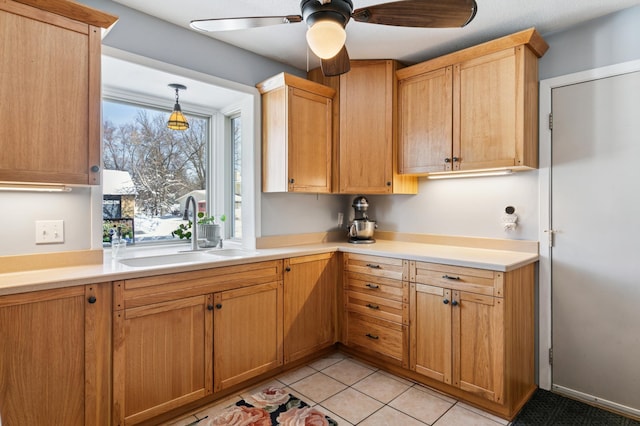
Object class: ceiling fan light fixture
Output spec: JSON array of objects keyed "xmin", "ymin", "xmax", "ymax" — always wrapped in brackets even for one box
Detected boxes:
[
  {"xmin": 167, "ymin": 83, "xmax": 189, "ymax": 131},
  {"xmin": 306, "ymin": 19, "xmax": 347, "ymax": 59}
]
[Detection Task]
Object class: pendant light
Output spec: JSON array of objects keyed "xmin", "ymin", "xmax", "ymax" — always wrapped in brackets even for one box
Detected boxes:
[{"xmin": 167, "ymin": 83, "xmax": 189, "ymax": 130}]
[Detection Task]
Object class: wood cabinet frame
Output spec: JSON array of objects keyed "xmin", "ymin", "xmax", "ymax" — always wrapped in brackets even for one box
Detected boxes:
[{"xmin": 397, "ymin": 28, "xmax": 548, "ymax": 176}]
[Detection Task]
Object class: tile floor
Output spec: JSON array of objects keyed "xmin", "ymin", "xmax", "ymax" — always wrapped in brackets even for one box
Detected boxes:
[{"xmin": 167, "ymin": 352, "xmax": 510, "ymax": 426}]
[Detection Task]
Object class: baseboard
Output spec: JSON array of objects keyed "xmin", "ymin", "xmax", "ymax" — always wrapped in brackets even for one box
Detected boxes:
[{"xmin": 552, "ymin": 384, "xmax": 640, "ymax": 420}]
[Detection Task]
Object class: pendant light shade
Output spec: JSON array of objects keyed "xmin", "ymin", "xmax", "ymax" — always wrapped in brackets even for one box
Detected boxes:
[{"xmin": 167, "ymin": 83, "xmax": 189, "ymax": 130}]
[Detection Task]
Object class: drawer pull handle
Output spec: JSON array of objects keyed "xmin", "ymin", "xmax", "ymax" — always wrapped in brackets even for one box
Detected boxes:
[
  {"xmin": 365, "ymin": 333, "xmax": 379, "ymax": 340},
  {"xmin": 442, "ymin": 275, "xmax": 461, "ymax": 280},
  {"xmin": 366, "ymin": 264, "xmax": 381, "ymax": 269},
  {"xmin": 366, "ymin": 304, "xmax": 380, "ymax": 310},
  {"xmin": 365, "ymin": 283, "xmax": 379, "ymax": 289},
  {"xmin": 451, "ymin": 300, "xmax": 459, "ymax": 306},
  {"xmin": 443, "ymin": 299, "xmax": 449, "ymax": 305}
]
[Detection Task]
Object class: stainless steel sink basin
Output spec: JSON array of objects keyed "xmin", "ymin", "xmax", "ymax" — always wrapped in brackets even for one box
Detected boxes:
[
  {"xmin": 206, "ymin": 248, "xmax": 259, "ymax": 257},
  {"xmin": 119, "ymin": 251, "xmax": 211, "ymax": 268}
]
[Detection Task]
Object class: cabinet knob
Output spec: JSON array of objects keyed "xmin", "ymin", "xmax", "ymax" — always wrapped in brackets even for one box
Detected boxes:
[
  {"xmin": 285, "ymin": 266, "xmax": 291, "ymax": 272},
  {"xmin": 444, "ymin": 158, "xmax": 451, "ymax": 163},
  {"xmin": 386, "ymin": 181, "xmax": 391, "ymax": 187},
  {"xmin": 452, "ymin": 157, "xmax": 460, "ymax": 162},
  {"xmin": 87, "ymin": 296, "xmax": 97, "ymax": 304},
  {"xmin": 289, "ymin": 178, "xmax": 295, "ymax": 184},
  {"xmin": 442, "ymin": 275, "xmax": 461, "ymax": 281},
  {"xmin": 216, "ymin": 303, "xmax": 223, "ymax": 309},
  {"xmin": 366, "ymin": 303, "xmax": 380, "ymax": 310},
  {"xmin": 207, "ymin": 304, "xmax": 214, "ymax": 311},
  {"xmin": 366, "ymin": 263, "xmax": 381, "ymax": 269},
  {"xmin": 443, "ymin": 299, "xmax": 449, "ymax": 305},
  {"xmin": 365, "ymin": 333, "xmax": 379, "ymax": 340},
  {"xmin": 365, "ymin": 283, "xmax": 379, "ymax": 289},
  {"xmin": 90, "ymin": 165, "xmax": 100, "ymax": 173},
  {"xmin": 451, "ymin": 300, "xmax": 459, "ymax": 306}
]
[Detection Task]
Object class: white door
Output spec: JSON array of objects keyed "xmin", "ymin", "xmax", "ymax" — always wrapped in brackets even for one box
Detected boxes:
[{"xmin": 549, "ymin": 69, "xmax": 640, "ymax": 413}]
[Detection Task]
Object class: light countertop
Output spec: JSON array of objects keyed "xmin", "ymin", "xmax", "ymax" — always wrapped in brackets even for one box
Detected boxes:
[{"xmin": 0, "ymin": 239, "xmax": 538, "ymax": 296}]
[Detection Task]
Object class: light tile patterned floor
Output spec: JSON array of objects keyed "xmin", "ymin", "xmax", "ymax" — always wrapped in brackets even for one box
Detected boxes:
[{"xmin": 167, "ymin": 352, "xmax": 510, "ymax": 426}]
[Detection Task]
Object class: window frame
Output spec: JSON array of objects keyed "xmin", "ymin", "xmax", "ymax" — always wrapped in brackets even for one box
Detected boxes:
[{"xmin": 97, "ymin": 49, "xmax": 260, "ymax": 250}]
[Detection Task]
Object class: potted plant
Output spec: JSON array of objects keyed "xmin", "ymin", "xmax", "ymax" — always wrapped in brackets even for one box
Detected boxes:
[{"xmin": 173, "ymin": 212, "xmax": 226, "ymax": 247}]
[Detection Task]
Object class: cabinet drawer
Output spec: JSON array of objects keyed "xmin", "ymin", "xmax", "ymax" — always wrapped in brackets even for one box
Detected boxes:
[
  {"xmin": 346, "ymin": 290, "xmax": 407, "ymax": 325},
  {"xmin": 411, "ymin": 261, "xmax": 502, "ymax": 297},
  {"xmin": 344, "ymin": 253, "xmax": 408, "ymax": 281},
  {"xmin": 115, "ymin": 260, "xmax": 283, "ymax": 309},
  {"xmin": 345, "ymin": 271, "xmax": 407, "ymax": 303},
  {"xmin": 346, "ymin": 311, "xmax": 406, "ymax": 365}
]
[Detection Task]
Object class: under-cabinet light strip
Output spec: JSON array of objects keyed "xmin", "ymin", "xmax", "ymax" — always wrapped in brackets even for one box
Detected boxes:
[
  {"xmin": 0, "ymin": 183, "xmax": 73, "ymax": 192},
  {"xmin": 427, "ymin": 169, "xmax": 514, "ymax": 180}
]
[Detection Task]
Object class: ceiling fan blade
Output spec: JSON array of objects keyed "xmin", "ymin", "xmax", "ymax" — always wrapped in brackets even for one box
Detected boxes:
[
  {"xmin": 352, "ymin": 0, "xmax": 477, "ymax": 28},
  {"xmin": 321, "ymin": 46, "xmax": 351, "ymax": 77},
  {"xmin": 190, "ymin": 15, "xmax": 303, "ymax": 32}
]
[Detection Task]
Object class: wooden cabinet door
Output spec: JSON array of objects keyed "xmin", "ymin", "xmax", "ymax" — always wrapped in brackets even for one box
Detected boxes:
[
  {"xmin": 339, "ymin": 60, "xmax": 395, "ymax": 193},
  {"xmin": 0, "ymin": 284, "xmax": 111, "ymax": 426},
  {"xmin": 454, "ymin": 48, "xmax": 518, "ymax": 171},
  {"xmin": 260, "ymin": 73, "xmax": 334, "ymax": 193},
  {"xmin": 398, "ymin": 66, "xmax": 454, "ymax": 174},
  {"xmin": 0, "ymin": 2, "xmax": 102, "ymax": 185},
  {"xmin": 410, "ymin": 283, "xmax": 452, "ymax": 384},
  {"xmin": 213, "ymin": 281, "xmax": 283, "ymax": 392},
  {"xmin": 283, "ymin": 253, "xmax": 337, "ymax": 363},
  {"xmin": 287, "ymin": 88, "xmax": 333, "ymax": 193},
  {"xmin": 452, "ymin": 291, "xmax": 504, "ymax": 403},
  {"xmin": 113, "ymin": 295, "xmax": 213, "ymax": 425}
]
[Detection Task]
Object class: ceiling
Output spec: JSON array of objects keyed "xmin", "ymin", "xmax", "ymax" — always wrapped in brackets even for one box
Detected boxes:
[
  {"xmin": 113, "ymin": 0, "xmax": 640, "ymax": 71},
  {"xmin": 102, "ymin": 55, "xmax": 249, "ymax": 110}
]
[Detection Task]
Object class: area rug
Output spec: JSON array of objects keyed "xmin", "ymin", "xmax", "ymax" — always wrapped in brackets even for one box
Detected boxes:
[
  {"xmin": 203, "ymin": 386, "xmax": 338, "ymax": 425},
  {"xmin": 512, "ymin": 389, "xmax": 640, "ymax": 425}
]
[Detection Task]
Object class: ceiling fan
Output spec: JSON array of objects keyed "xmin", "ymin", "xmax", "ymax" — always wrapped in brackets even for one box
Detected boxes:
[{"xmin": 190, "ymin": 0, "xmax": 478, "ymax": 77}]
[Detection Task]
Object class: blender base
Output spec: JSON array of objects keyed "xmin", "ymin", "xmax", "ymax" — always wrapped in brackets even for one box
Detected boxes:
[{"xmin": 348, "ymin": 238, "xmax": 376, "ymax": 244}]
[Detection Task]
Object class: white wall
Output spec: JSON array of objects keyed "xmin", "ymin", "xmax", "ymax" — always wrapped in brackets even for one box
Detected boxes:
[
  {"xmin": 366, "ymin": 172, "xmax": 539, "ymax": 241},
  {"xmin": 0, "ymin": 189, "xmax": 94, "ymax": 256}
]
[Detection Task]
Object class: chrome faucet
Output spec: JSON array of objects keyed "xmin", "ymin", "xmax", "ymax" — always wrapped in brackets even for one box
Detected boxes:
[{"xmin": 182, "ymin": 195, "xmax": 198, "ymax": 251}]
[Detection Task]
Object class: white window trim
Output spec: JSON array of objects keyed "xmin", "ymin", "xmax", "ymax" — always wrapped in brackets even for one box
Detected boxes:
[{"xmin": 93, "ymin": 47, "xmax": 260, "ymax": 250}]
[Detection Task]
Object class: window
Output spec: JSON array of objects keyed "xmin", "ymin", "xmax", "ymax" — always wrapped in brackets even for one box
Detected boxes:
[
  {"xmin": 230, "ymin": 114, "xmax": 242, "ymax": 239},
  {"xmin": 101, "ymin": 99, "xmax": 220, "ymax": 245},
  {"xmin": 100, "ymin": 53, "xmax": 256, "ymax": 249}
]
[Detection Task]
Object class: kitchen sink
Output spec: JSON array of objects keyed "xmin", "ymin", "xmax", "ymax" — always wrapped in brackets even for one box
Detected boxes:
[
  {"xmin": 118, "ymin": 251, "xmax": 212, "ymax": 268},
  {"xmin": 206, "ymin": 248, "xmax": 259, "ymax": 257},
  {"xmin": 118, "ymin": 248, "xmax": 260, "ymax": 267}
]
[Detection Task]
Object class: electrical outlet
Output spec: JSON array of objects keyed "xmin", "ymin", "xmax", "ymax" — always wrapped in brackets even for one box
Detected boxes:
[{"xmin": 35, "ymin": 220, "xmax": 64, "ymax": 244}]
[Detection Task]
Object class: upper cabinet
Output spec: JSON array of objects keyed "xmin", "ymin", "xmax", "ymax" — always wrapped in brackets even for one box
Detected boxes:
[
  {"xmin": 339, "ymin": 60, "xmax": 417, "ymax": 194},
  {"xmin": 310, "ymin": 61, "xmax": 417, "ymax": 194},
  {"xmin": 0, "ymin": 0, "xmax": 117, "ymax": 185},
  {"xmin": 397, "ymin": 28, "xmax": 548, "ymax": 175},
  {"xmin": 258, "ymin": 73, "xmax": 335, "ymax": 193}
]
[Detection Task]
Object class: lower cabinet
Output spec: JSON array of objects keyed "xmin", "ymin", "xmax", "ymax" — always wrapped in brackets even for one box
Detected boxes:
[
  {"xmin": 213, "ymin": 281, "xmax": 283, "ymax": 392},
  {"xmin": 412, "ymin": 285, "xmax": 504, "ymax": 402},
  {"xmin": 409, "ymin": 261, "xmax": 535, "ymax": 418},
  {"xmin": 283, "ymin": 253, "xmax": 337, "ymax": 364},
  {"xmin": 113, "ymin": 294, "xmax": 214, "ymax": 425},
  {"xmin": 342, "ymin": 253, "xmax": 410, "ymax": 368},
  {"xmin": 0, "ymin": 283, "xmax": 111, "ymax": 425},
  {"xmin": 112, "ymin": 260, "xmax": 283, "ymax": 425}
]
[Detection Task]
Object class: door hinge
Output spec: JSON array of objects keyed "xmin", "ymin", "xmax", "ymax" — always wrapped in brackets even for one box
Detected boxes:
[
  {"xmin": 544, "ymin": 229, "xmax": 556, "ymax": 247},
  {"xmin": 548, "ymin": 113, "xmax": 553, "ymax": 130},
  {"xmin": 548, "ymin": 347, "xmax": 553, "ymax": 365}
]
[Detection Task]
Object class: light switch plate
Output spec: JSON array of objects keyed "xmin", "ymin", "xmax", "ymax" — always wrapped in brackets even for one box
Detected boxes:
[{"xmin": 35, "ymin": 220, "xmax": 64, "ymax": 244}]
